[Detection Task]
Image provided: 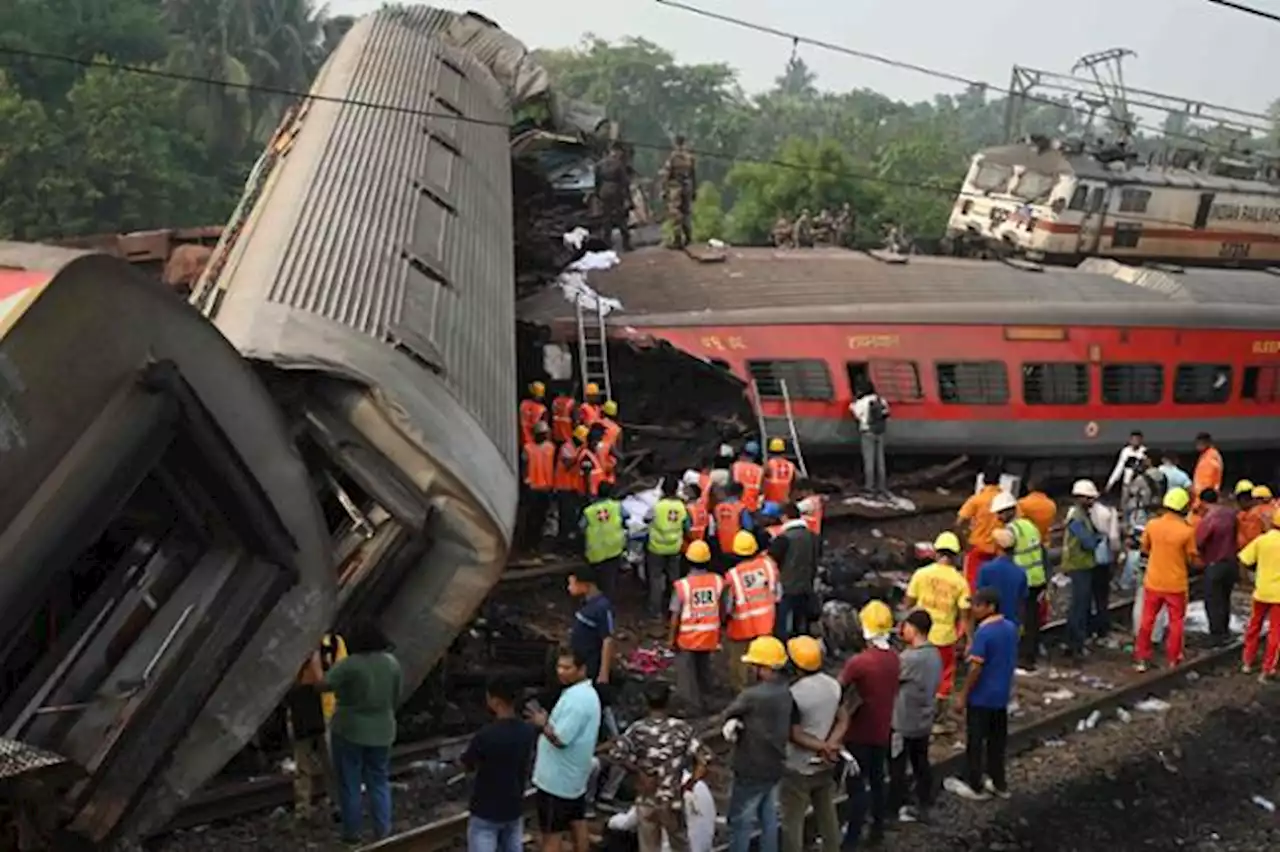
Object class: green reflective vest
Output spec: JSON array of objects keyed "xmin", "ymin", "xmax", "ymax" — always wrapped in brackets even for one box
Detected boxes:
[
  {"xmin": 584, "ymin": 499, "xmax": 626, "ymax": 564},
  {"xmin": 647, "ymin": 498, "xmax": 688, "ymax": 555},
  {"xmin": 1009, "ymin": 518, "xmax": 1046, "ymax": 587},
  {"xmin": 1061, "ymin": 507, "xmax": 1097, "ymax": 573}
]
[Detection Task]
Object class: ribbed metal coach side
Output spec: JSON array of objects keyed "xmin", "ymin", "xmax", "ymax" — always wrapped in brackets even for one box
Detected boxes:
[{"xmin": 190, "ymin": 8, "xmax": 518, "ymax": 698}]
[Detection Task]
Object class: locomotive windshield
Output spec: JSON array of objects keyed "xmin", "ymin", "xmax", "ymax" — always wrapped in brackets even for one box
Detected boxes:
[
  {"xmin": 972, "ymin": 160, "xmax": 1014, "ymax": 193},
  {"xmin": 1010, "ymin": 170, "xmax": 1056, "ymax": 203}
]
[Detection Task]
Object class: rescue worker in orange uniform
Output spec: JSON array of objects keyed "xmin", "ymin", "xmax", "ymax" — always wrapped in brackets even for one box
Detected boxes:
[
  {"xmin": 668, "ymin": 539, "xmax": 724, "ymax": 714},
  {"xmin": 1192, "ymin": 431, "xmax": 1224, "ymax": 505},
  {"xmin": 599, "ymin": 400, "xmax": 623, "ymax": 455},
  {"xmin": 520, "ymin": 421, "xmax": 556, "ymax": 553},
  {"xmin": 732, "ymin": 446, "xmax": 765, "ymax": 512},
  {"xmin": 1242, "ymin": 485, "xmax": 1273, "ymax": 549},
  {"xmin": 550, "ymin": 387, "xmax": 577, "ymax": 444},
  {"xmin": 553, "ymin": 425, "xmax": 589, "ymax": 551},
  {"xmin": 1235, "ymin": 481, "xmax": 1261, "ymax": 550},
  {"xmin": 684, "ymin": 483, "xmax": 709, "ymax": 550},
  {"xmin": 1136, "ymin": 488, "xmax": 1199, "ymax": 671},
  {"xmin": 519, "ymin": 381, "xmax": 548, "ymax": 447},
  {"xmin": 762, "ymin": 438, "xmax": 797, "ymax": 505},
  {"xmin": 723, "ymin": 530, "xmax": 781, "ymax": 691},
  {"xmin": 577, "ymin": 424, "xmax": 608, "ymax": 497},
  {"xmin": 579, "ymin": 382, "xmax": 604, "ymax": 427},
  {"xmin": 794, "ymin": 479, "xmax": 825, "ymax": 541},
  {"xmin": 713, "ymin": 482, "xmax": 753, "ymax": 571},
  {"xmin": 957, "ymin": 464, "xmax": 1005, "ymax": 593}
]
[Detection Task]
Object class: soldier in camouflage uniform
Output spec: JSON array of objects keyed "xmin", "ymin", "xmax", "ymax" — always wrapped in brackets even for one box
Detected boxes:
[
  {"xmin": 834, "ymin": 203, "xmax": 855, "ymax": 248},
  {"xmin": 660, "ymin": 135, "xmax": 697, "ymax": 249},
  {"xmin": 792, "ymin": 209, "xmax": 813, "ymax": 248},
  {"xmin": 607, "ymin": 682, "xmax": 713, "ymax": 852},
  {"xmin": 595, "ymin": 142, "xmax": 633, "ymax": 252},
  {"xmin": 771, "ymin": 215, "xmax": 793, "ymax": 248},
  {"xmin": 813, "ymin": 209, "xmax": 834, "ymax": 244}
]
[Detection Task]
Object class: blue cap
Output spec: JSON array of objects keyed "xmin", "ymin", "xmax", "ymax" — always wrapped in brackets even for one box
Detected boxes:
[
  {"xmin": 744, "ymin": 440, "xmax": 760, "ymax": 456},
  {"xmin": 762, "ymin": 501, "xmax": 781, "ymax": 517}
]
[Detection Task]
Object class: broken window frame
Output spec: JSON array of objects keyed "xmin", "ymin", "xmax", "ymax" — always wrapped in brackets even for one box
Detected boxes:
[
  {"xmin": 1173, "ymin": 363, "xmax": 1233, "ymax": 404},
  {"xmin": 863, "ymin": 359, "xmax": 923, "ymax": 402},
  {"xmin": 746, "ymin": 359, "xmax": 835, "ymax": 401}
]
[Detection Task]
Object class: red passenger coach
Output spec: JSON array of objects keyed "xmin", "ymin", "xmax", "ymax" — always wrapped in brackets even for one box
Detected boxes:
[{"xmin": 518, "ymin": 248, "xmax": 1280, "ymax": 457}]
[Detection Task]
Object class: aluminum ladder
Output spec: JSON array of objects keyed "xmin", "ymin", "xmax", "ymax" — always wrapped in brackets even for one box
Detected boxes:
[
  {"xmin": 575, "ymin": 296, "xmax": 612, "ymax": 401},
  {"xmin": 750, "ymin": 378, "xmax": 808, "ymax": 478}
]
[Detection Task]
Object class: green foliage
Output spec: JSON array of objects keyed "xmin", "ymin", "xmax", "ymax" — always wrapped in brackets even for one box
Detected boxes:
[{"xmin": 690, "ymin": 182, "xmax": 725, "ymax": 242}]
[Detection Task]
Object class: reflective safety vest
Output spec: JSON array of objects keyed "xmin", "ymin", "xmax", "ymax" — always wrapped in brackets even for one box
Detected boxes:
[
  {"xmin": 551, "ymin": 396, "xmax": 576, "ymax": 443},
  {"xmin": 600, "ymin": 417, "xmax": 623, "ymax": 452},
  {"xmin": 648, "ymin": 497, "xmax": 688, "ymax": 555},
  {"xmin": 674, "ymin": 572, "xmax": 725, "ymax": 651},
  {"xmin": 583, "ymin": 498, "xmax": 626, "ymax": 564},
  {"xmin": 519, "ymin": 399, "xmax": 546, "ymax": 446},
  {"xmin": 553, "ymin": 442, "xmax": 583, "ymax": 494},
  {"xmin": 714, "ymin": 499, "xmax": 744, "ymax": 554},
  {"xmin": 597, "ymin": 443, "xmax": 617, "ymax": 485},
  {"xmin": 725, "ymin": 556, "xmax": 778, "ymax": 640},
  {"xmin": 1009, "ymin": 517, "xmax": 1046, "ymax": 587},
  {"xmin": 576, "ymin": 447, "xmax": 605, "ymax": 497},
  {"xmin": 697, "ymin": 471, "xmax": 713, "ymax": 511},
  {"xmin": 763, "ymin": 457, "xmax": 797, "ymax": 505},
  {"xmin": 1061, "ymin": 507, "xmax": 1097, "ymax": 573},
  {"xmin": 686, "ymin": 501, "xmax": 708, "ymax": 545},
  {"xmin": 801, "ymin": 495, "xmax": 824, "ymax": 536},
  {"xmin": 579, "ymin": 402, "xmax": 602, "ymax": 427},
  {"xmin": 523, "ymin": 441, "xmax": 555, "ymax": 491},
  {"xmin": 732, "ymin": 460, "xmax": 764, "ymax": 511}
]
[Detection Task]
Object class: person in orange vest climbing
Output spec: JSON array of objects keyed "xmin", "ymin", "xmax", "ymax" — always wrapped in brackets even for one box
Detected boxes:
[
  {"xmin": 763, "ymin": 438, "xmax": 797, "ymax": 505},
  {"xmin": 553, "ymin": 425, "xmax": 589, "ymax": 552},
  {"xmin": 732, "ymin": 446, "xmax": 765, "ymax": 512},
  {"xmin": 713, "ymin": 482, "xmax": 754, "ymax": 571},
  {"xmin": 723, "ymin": 531, "xmax": 781, "ymax": 692},
  {"xmin": 520, "ymin": 422, "xmax": 556, "ymax": 555},
  {"xmin": 520, "ymin": 381, "xmax": 549, "ymax": 447},
  {"xmin": 550, "ymin": 387, "xmax": 577, "ymax": 444},
  {"xmin": 668, "ymin": 539, "xmax": 724, "ymax": 714},
  {"xmin": 684, "ymin": 483, "xmax": 709, "ymax": 550},
  {"xmin": 599, "ymin": 400, "xmax": 623, "ymax": 455},
  {"xmin": 579, "ymin": 382, "xmax": 603, "ymax": 427}
]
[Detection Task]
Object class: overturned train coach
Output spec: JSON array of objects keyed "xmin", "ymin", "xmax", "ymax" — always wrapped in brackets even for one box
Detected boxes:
[
  {"xmin": 2, "ymin": 6, "xmax": 524, "ymax": 847},
  {"xmin": 519, "ymin": 247, "xmax": 1280, "ymax": 458}
]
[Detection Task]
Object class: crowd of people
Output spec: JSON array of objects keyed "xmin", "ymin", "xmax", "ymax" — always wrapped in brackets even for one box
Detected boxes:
[{"xmin": 278, "ymin": 399, "xmax": 1280, "ymax": 851}]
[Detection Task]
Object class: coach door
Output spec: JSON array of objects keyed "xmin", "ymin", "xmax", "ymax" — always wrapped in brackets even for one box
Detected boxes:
[{"xmin": 1076, "ymin": 184, "xmax": 1109, "ymax": 255}]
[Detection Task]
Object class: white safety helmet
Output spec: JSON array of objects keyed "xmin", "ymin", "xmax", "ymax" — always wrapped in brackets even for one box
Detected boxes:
[
  {"xmin": 1071, "ymin": 479, "xmax": 1100, "ymax": 499},
  {"xmin": 990, "ymin": 491, "xmax": 1018, "ymax": 514}
]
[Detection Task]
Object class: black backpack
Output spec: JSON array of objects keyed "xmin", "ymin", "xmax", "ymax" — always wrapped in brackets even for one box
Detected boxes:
[{"xmin": 867, "ymin": 396, "xmax": 888, "ymax": 435}]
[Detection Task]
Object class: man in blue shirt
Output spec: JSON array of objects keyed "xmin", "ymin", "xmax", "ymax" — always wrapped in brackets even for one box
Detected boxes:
[
  {"xmin": 947, "ymin": 588, "xmax": 1019, "ymax": 802},
  {"xmin": 527, "ymin": 648, "xmax": 602, "ymax": 852},
  {"xmin": 978, "ymin": 529, "xmax": 1029, "ymax": 628}
]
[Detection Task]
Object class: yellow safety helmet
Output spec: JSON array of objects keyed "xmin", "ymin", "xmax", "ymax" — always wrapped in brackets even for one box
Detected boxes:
[
  {"xmin": 933, "ymin": 531, "xmax": 962, "ymax": 555},
  {"xmin": 1235, "ymin": 479, "xmax": 1256, "ymax": 496},
  {"xmin": 585, "ymin": 382, "xmax": 601, "ymax": 397},
  {"xmin": 859, "ymin": 600, "xmax": 895, "ymax": 636},
  {"xmin": 685, "ymin": 539, "xmax": 712, "ymax": 564},
  {"xmin": 732, "ymin": 530, "xmax": 759, "ymax": 557},
  {"xmin": 529, "ymin": 381, "xmax": 546, "ymax": 398},
  {"xmin": 602, "ymin": 400, "xmax": 618, "ymax": 417},
  {"xmin": 573, "ymin": 425, "xmax": 589, "ymax": 441},
  {"xmin": 768, "ymin": 437, "xmax": 785, "ymax": 453},
  {"xmin": 1253, "ymin": 485, "xmax": 1274, "ymax": 500},
  {"xmin": 1163, "ymin": 487, "xmax": 1190, "ymax": 513},
  {"xmin": 740, "ymin": 635, "xmax": 788, "ymax": 669},
  {"xmin": 786, "ymin": 636, "xmax": 823, "ymax": 672}
]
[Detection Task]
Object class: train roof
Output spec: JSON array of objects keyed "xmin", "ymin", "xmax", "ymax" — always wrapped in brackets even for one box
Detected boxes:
[
  {"xmin": 977, "ymin": 142, "xmax": 1280, "ymax": 195},
  {"xmin": 517, "ymin": 247, "xmax": 1280, "ymax": 329}
]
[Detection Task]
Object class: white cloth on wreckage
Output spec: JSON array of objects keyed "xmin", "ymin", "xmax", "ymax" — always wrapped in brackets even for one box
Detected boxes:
[{"xmin": 606, "ymin": 780, "xmax": 716, "ymax": 852}]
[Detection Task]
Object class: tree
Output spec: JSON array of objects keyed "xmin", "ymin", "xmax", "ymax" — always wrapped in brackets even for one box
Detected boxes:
[
  {"xmin": 0, "ymin": 72, "xmax": 66, "ymax": 240},
  {"xmin": 690, "ymin": 182, "xmax": 725, "ymax": 242}
]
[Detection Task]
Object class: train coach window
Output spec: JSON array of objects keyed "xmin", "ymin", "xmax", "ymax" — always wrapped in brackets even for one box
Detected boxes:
[
  {"xmin": 1111, "ymin": 223, "xmax": 1142, "ymax": 249},
  {"xmin": 747, "ymin": 359, "xmax": 834, "ymax": 401},
  {"xmin": 1023, "ymin": 363, "xmax": 1089, "ymax": 405},
  {"xmin": 1068, "ymin": 185, "xmax": 1089, "ymax": 211},
  {"xmin": 1102, "ymin": 364, "xmax": 1164, "ymax": 405},
  {"xmin": 1242, "ymin": 366, "xmax": 1280, "ymax": 403},
  {"xmin": 936, "ymin": 361, "xmax": 1009, "ymax": 405},
  {"xmin": 1174, "ymin": 364, "xmax": 1232, "ymax": 404},
  {"xmin": 868, "ymin": 360, "xmax": 923, "ymax": 402},
  {"xmin": 1118, "ymin": 188, "xmax": 1151, "ymax": 214}
]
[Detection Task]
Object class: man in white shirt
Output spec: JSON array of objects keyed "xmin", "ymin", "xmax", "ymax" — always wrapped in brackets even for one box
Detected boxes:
[
  {"xmin": 1104, "ymin": 431, "xmax": 1146, "ymax": 494},
  {"xmin": 1088, "ymin": 499, "xmax": 1123, "ymax": 638},
  {"xmin": 849, "ymin": 383, "xmax": 890, "ymax": 495}
]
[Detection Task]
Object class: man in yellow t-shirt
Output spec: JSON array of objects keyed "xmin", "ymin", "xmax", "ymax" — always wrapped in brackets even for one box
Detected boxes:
[
  {"xmin": 904, "ymin": 532, "xmax": 971, "ymax": 701},
  {"xmin": 1238, "ymin": 513, "xmax": 1280, "ymax": 681}
]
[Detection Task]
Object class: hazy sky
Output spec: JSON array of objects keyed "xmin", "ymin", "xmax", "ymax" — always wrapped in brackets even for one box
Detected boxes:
[{"xmin": 330, "ymin": 0, "xmax": 1279, "ymax": 118}]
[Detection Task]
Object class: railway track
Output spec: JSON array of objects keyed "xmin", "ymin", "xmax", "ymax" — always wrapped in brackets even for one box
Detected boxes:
[{"xmin": 331, "ymin": 592, "xmax": 1222, "ymax": 852}]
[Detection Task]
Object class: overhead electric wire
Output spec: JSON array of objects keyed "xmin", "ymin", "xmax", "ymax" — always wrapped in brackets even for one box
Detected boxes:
[
  {"xmin": 1205, "ymin": 0, "xmax": 1280, "ymax": 24},
  {"xmin": 652, "ymin": 0, "xmax": 1271, "ymax": 155},
  {"xmin": 0, "ymin": 37, "xmax": 1257, "ymax": 233}
]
